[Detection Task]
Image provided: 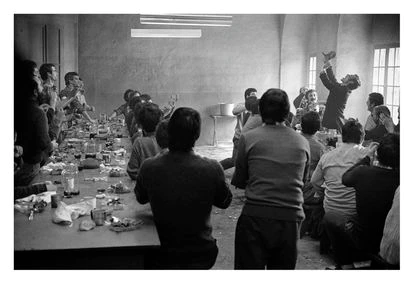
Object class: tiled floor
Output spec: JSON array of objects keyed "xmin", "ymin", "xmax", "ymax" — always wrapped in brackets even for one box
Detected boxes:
[{"xmin": 194, "ymin": 144, "xmax": 335, "ymax": 270}]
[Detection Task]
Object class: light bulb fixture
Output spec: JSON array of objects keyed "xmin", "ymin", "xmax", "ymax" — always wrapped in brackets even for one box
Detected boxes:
[
  {"xmin": 139, "ymin": 14, "xmax": 232, "ymax": 27},
  {"xmin": 131, "ymin": 29, "xmax": 202, "ymax": 38}
]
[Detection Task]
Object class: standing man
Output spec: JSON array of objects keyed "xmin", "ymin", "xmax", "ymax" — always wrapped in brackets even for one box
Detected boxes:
[
  {"xmin": 39, "ymin": 63, "xmax": 65, "ymax": 143},
  {"xmin": 320, "ymin": 52, "xmax": 361, "ymax": 131},
  {"xmin": 135, "ymin": 107, "xmax": 232, "ymax": 269},
  {"xmin": 232, "ymin": 88, "xmax": 310, "ymax": 269},
  {"xmin": 220, "ymin": 87, "xmax": 257, "ymax": 170}
]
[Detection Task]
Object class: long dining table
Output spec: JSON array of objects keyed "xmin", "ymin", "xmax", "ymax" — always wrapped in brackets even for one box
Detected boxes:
[{"xmin": 14, "ymin": 120, "xmax": 160, "ymax": 269}]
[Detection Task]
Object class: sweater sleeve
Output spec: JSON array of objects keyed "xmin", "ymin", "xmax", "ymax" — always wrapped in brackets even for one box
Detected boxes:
[
  {"xmin": 231, "ymin": 134, "xmax": 248, "ymax": 189},
  {"xmin": 293, "ymin": 93, "xmax": 305, "ymax": 109},
  {"xmin": 134, "ymin": 162, "xmax": 149, "ymax": 204},
  {"xmin": 35, "ymin": 109, "xmax": 52, "ymax": 153},
  {"xmin": 342, "ymin": 156, "xmax": 371, "ymax": 187},
  {"xmin": 127, "ymin": 141, "xmax": 141, "ymax": 180},
  {"xmin": 14, "ymin": 183, "xmax": 47, "ymax": 200},
  {"xmin": 213, "ymin": 162, "xmax": 233, "ymax": 209}
]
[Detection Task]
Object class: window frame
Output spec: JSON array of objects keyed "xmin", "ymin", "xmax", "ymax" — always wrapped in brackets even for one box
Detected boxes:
[
  {"xmin": 372, "ymin": 43, "xmax": 400, "ymax": 123},
  {"xmin": 307, "ymin": 54, "xmax": 317, "ymax": 90}
]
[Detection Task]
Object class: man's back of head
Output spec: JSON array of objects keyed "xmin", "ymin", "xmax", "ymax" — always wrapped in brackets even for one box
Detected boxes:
[
  {"xmin": 137, "ymin": 103, "xmax": 163, "ymax": 134},
  {"xmin": 301, "ymin": 111, "xmax": 321, "ymax": 135},
  {"xmin": 259, "ymin": 88, "xmax": 290, "ymax": 124},
  {"xmin": 244, "ymin": 88, "xmax": 257, "ymax": 100},
  {"xmin": 341, "ymin": 119, "xmax": 364, "ymax": 144},
  {"xmin": 168, "ymin": 107, "xmax": 201, "ymax": 152}
]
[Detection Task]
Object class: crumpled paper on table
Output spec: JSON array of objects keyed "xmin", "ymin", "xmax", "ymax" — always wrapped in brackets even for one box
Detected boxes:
[
  {"xmin": 52, "ymin": 199, "xmax": 95, "ymax": 226},
  {"xmin": 15, "ymin": 191, "xmax": 56, "ymax": 204},
  {"xmin": 40, "ymin": 162, "xmax": 67, "ymax": 173}
]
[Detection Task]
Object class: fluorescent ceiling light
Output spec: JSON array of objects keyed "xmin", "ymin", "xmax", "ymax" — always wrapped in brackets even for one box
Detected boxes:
[
  {"xmin": 140, "ymin": 14, "xmax": 232, "ymax": 27},
  {"xmin": 131, "ymin": 29, "xmax": 202, "ymax": 38}
]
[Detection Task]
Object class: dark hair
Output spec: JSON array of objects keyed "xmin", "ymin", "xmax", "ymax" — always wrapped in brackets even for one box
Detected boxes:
[
  {"xmin": 155, "ymin": 119, "xmax": 169, "ymax": 149},
  {"xmin": 168, "ymin": 107, "xmax": 201, "ymax": 152},
  {"xmin": 245, "ymin": 96, "xmax": 260, "ymax": 115},
  {"xmin": 15, "ymin": 59, "xmax": 39, "ymax": 101},
  {"xmin": 137, "ymin": 103, "xmax": 163, "ymax": 133},
  {"xmin": 347, "ymin": 74, "xmax": 361, "ymax": 91},
  {"xmin": 244, "ymin": 88, "xmax": 257, "ymax": 100},
  {"xmin": 341, "ymin": 119, "xmax": 364, "ymax": 144},
  {"xmin": 374, "ymin": 105, "xmax": 391, "ymax": 117},
  {"xmin": 39, "ymin": 63, "xmax": 55, "ymax": 81},
  {"xmin": 129, "ymin": 93, "xmax": 142, "ymax": 109},
  {"xmin": 123, "ymin": 89, "xmax": 134, "ymax": 102},
  {"xmin": 377, "ymin": 133, "xmax": 399, "ymax": 169},
  {"xmin": 301, "ymin": 111, "xmax": 321, "ymax": 135},
  {"xmin": 140, "ymin": 93, "xmax": 152, "ymax": 103},
  {"xmin": 259, "ymin": 88, "xmax": 290, "ymax": 124},
  {"xmin": 64, "ymin": 72, "xmax": 79, "ymax": 86},
  {"xmin": 368, "ymin": 92, "xmax": 384, "ymax": 107}
]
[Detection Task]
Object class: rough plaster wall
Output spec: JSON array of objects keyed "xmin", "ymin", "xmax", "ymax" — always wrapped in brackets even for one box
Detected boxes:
[
  {"xmin": 280, "ymin": 14, "xmax": 314, "ymax": 107},
  {"xmin": 14, "ymin": 14, "xmax": 78, "ymax": 88},
  {"xmin": 336, "ymin": 15, "xmax": 373, "ymax": 123},
  {"xmin": 78, "ymin": 14, "xmax": 281, "ymax": 146}
]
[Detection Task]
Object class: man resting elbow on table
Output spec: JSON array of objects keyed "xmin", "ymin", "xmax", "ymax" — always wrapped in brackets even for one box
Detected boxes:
[
  {"xmin": 134, "ymin": 107, "xmax": 232, "ymax": 269},
  {"xmin": 127, "ymin": 103, "xmax": 162, "ymax": 180}
]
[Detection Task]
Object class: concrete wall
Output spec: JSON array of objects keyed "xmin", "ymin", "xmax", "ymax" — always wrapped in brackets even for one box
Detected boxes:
[
  {"xmin": 14, "ymin": 14, "xmax": 78, "ymax": 91},
  {"xmin": 78, "ymin": 14, "xmax": 281, "ymax": 146}
]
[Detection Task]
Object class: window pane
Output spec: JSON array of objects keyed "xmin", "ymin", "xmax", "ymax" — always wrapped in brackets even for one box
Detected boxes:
[
  {"xmin": 387, "ymin": 68, "xmax": 395, "ymax": 86},
  {"xmin": 393, "ymin": 87, "xmax": 400, "ymax": 105},
  {"xmin": 372, "ymin": 85, "xmax": 378, "ymax": 92},
  {"xmin": 379, "ymin": 49, "xmax": 386, "ymax": 66},
  {"xmin": 395, "ymin": 67, "xmax": 400, "ymax": 86},
  {"xmin": 373, "ymin": 68, "xmax": 379, "ymax": 85},
  {"xmin": 388, "ymin": 48, "xmax": 395, "ymax": 66},
  {"xmin": 374, "ymin": 49, "xmax": 380, "ymax": 67},
  {"xmin": 379, "ymin": 68, "xmax": 385, "ymax": 85},
  {"xmin": 378, "ymin": 86, "xmax": 384, "ymax": 94},
  {"xmin": 386, "ymin": 87, "xmax": 394, "ymax": 104},
  {"xmin": 392, "ymin": 106, "xmax": 398, "ymax": 124},
  {"xmin": 395, "ymin": 47, "xmax": 400, "ymax": 66}
]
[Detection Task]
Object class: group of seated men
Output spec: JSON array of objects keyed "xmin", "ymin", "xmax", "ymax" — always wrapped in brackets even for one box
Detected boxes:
[
  {"xmin": 14, "ymin": 59, "xmax": 96, "ymax": 188},
  {"xmin": 14, "ymin": 52, "xmax": 400, "ymax": 269}
]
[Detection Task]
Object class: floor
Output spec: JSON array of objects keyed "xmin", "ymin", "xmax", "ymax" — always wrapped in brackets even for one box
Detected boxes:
[{"xmin": 194, "ymin": 144, "xmax": 335, "ymax": 270}]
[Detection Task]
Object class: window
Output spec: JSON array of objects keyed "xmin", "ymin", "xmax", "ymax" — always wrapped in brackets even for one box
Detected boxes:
[
  {"xmin": 372, "ymin": 46, "xmax": 400, "ymax": 123},
  {"xmin": 308, "ymin": 56, "xmax": 317, "ymax": 90}
]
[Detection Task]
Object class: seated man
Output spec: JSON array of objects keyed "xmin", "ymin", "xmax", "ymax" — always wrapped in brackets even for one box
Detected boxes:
[
  {"xmin": 59, "ymin": 72, "xmax": 95, "ymax": 124},
  {"xmin": 364, "ymin": 92, "xmax": 384, "ymax": 131},
  {"xmin": 220, "ymin": 88, "xmax": 257, "ymax": 170},
  {"xmin": 109, "ymin": 89, "xmax": 134, "ymax": 119},
  {"xmin": 365, "ymin": 105, "xmax": 391, "ymax": 143},
  {"xmin": 379, "ymin": 186, "xmax": 400, "ymax": 268},
  {"xmin": 319, "ymin": 52, "xmax": 361, "ymax": 132},
  {"xmin": 293, "ymin": 86, "xmax": 309, "ymax": 109},
  {"xmin": 311, "ymin": 119, "xmax": 376, "ymax": 266},
  {"xmin": 292, "ymin": 89, "xmax": 320, "ymax": 128},
  {"xmin": 135, "ymin": 107, "xmax": 232, "ymax": 269},
  {"xmin": 155, "ymin": 118, "xmax": 169, "ymax": 152},
  {"xmin": 127, "ymin": 103, "xmax": 163, "ymax": 180},
  {"xmin": 15, "ymin": 60, "xmax": 53, "ymax": 186},
  {"xmin": 232, "ymin": 88, "xmax": 310, "ymax": 269},
  {"xmin": 342, "ymin": 133, "xmax": 399, "ymax": 256}
]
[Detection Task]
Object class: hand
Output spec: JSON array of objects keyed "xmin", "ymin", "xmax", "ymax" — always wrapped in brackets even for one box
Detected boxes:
[
  {"xmin": 51, "ymin": 140, "xmax": 59, "ymax": 150},
  {"xmin": 366, "ymin": 142, "xmax": 379, "ymax": 160},
  {"xmin": 380, "ymin": 114, "xmax": 395, "ymax": 133},
  {"xmin": 89, "ymin": 106, "xmax": 96, "ymax": 112}
]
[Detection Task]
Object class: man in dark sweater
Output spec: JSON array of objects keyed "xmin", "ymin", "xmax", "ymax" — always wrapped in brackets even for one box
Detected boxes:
[
  {"xmin": 320, "ymin": 53, "xmax": 361, "ymax": 132},
  {"xmin": 232, "ymin": 88, "xmax": 310, "ymax": 269},
  {"xmin": 364, "ymin": 105, "xmax": 391, "ymax": 143},
  {"xmin": 15, "ymin": 60, "xmax": 53, "ymax": 186},
  {"xmin": 342, "ymin": 133, "xmax": 399, "ymax": 256},
  {"xmin": 135, "ymin": 107, "xmax": 232, "ymax": 269}
]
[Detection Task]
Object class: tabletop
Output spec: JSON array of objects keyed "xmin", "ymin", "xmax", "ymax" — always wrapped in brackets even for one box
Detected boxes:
[{"xmin": 14, "ymin": 121, "xmax": 160, "ymax": 252}]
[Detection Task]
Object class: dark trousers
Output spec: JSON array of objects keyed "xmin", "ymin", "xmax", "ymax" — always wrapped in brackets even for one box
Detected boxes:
[
  {"xmin": 148, "ymin": 243, "xmax": 218, "ymax": 270},
  {"xmin": 322, "ymin": 211, "xmax": 363, "ymax": 265},
  {"xmin": 234, "ymin": 214, "xmax": 301, "ymax": 269},
  {"xmin": 220, "ymin": 137, "xmax": 239, "ymax": 170}
]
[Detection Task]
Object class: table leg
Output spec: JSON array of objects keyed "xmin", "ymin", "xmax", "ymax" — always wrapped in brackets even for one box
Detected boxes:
[{"xmin": 212, "ymin": 117, "xmax": 217, "ymax": 146}]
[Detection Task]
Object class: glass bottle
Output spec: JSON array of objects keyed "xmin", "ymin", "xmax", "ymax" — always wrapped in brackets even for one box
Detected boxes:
[{"xmin": 61, "ymin": 163, "xmax": 79, "ymax": 196}]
